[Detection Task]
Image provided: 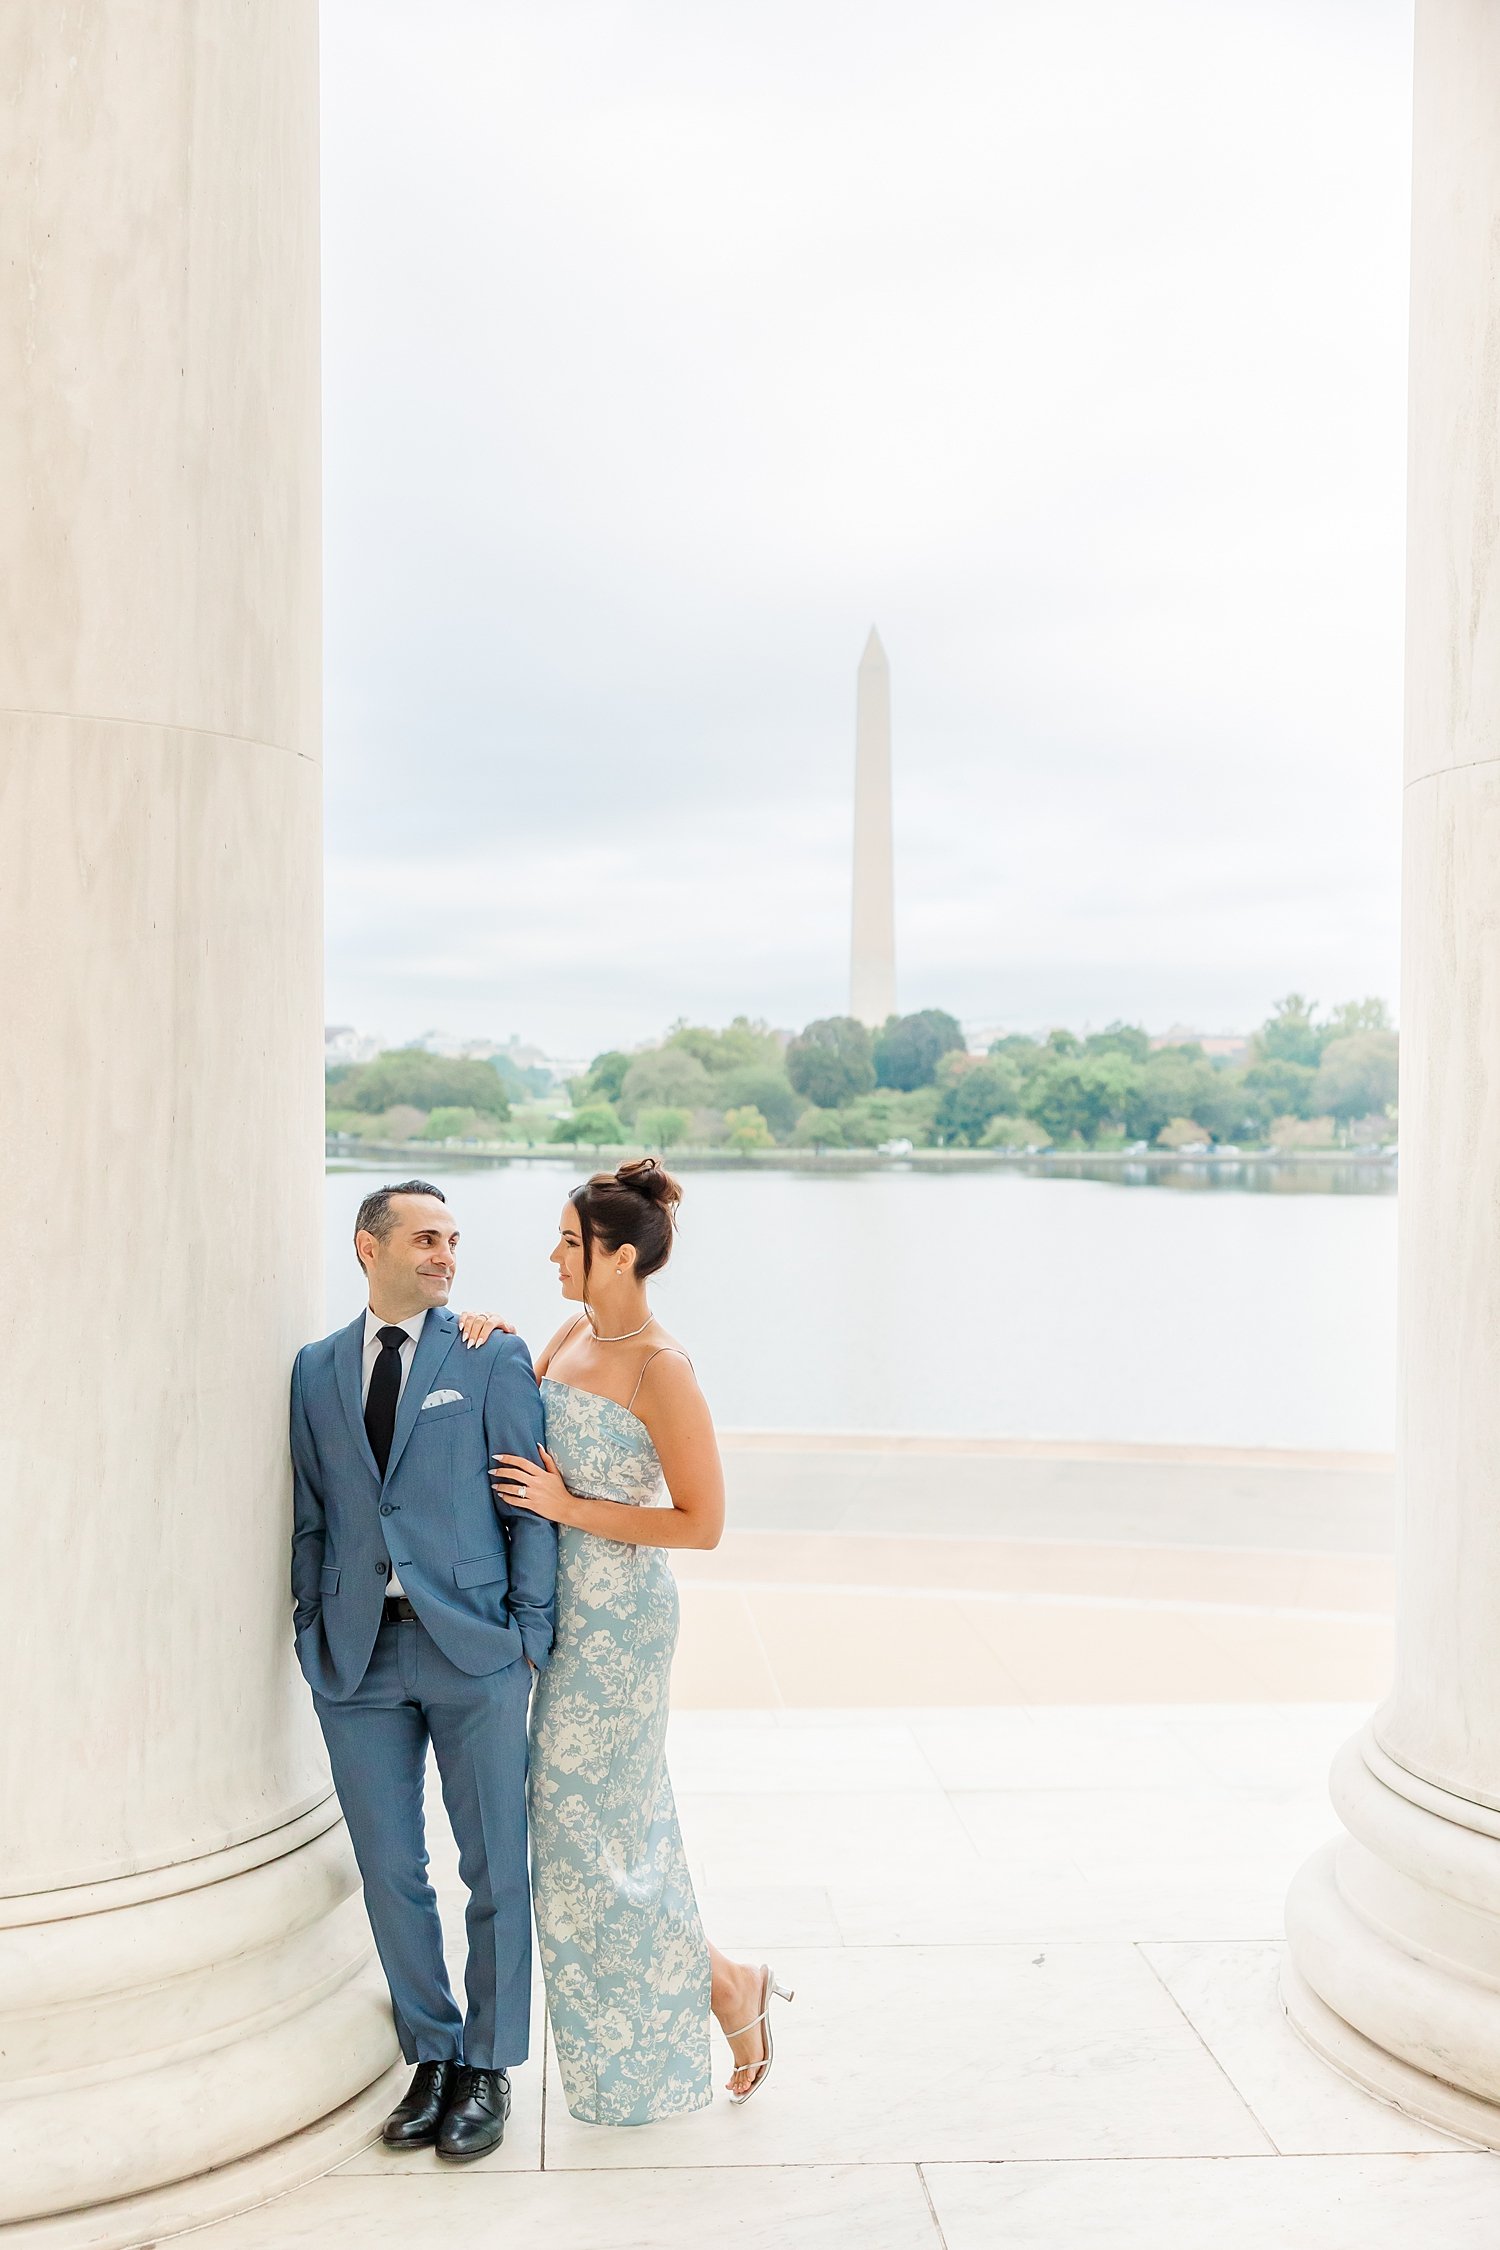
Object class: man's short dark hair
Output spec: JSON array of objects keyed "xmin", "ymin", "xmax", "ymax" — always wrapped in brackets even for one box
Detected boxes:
[{"xmin": 354, "ymin": 1180, "xmax": 446, "ymax": 1266}]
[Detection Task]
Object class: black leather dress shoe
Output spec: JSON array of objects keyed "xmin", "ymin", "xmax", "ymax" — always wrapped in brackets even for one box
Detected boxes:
[
  {"xmin": 382, "ymin": 2061, "xmax": 458, "ymax": 2148},
  {"xmin": 436, "ymin": 2066, "xmax": 511, "ymax": 2162}
]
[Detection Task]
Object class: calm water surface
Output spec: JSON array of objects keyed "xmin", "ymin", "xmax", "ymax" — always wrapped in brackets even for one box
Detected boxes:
[{"xmin": 324, "ymin": 1160, "xmax": 1397, "ymax": 1453}]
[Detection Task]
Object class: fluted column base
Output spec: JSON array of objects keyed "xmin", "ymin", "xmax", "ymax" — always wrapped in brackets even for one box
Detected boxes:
[
  {"xmin": 1283, "ymin": 1723, "xmax": 1500, "ymax": 2147},
  {"xmin": 0, "ymin": 1805, "xmax": 401, "ymax": 2238},
  {"xmin": 1, "ymin": 2057, "xmax": 404, "ymax": 2250}
]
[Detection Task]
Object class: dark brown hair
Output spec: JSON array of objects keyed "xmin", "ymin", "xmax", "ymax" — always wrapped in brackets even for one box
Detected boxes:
[
  {"xmin": 353, "ymin": 1179, "xmax": 446, "ymax": 1268},
  {"xmin": 570, "ymin": 1158, "xmax": 682, "ymax": 1281}
]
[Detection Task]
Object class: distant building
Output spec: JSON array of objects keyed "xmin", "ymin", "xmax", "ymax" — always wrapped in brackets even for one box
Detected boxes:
[
  {"xmin": 405, "ymin": 1028, "xmax": 568, "ymax": 1082},
  {"xmin": 325, "ymin": 1024, "xmax": 383, "ymax": 1066}
]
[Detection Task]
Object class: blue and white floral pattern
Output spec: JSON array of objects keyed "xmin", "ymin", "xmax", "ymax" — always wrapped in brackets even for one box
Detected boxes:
[{"xmin": 528, "ymin": 1378, "xmax": 713, "ymax": 2126}]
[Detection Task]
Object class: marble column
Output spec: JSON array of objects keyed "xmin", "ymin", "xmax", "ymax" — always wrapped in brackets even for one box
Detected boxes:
[
  {"xmin": 0, "ymin": 7, "xmax": 400, "ymax": 2243},
  {"xmin": 1283, "ymin": 0, "xmax": 1500, "ymax": 2143}
]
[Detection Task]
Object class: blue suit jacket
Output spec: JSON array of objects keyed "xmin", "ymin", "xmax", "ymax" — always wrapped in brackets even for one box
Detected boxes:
[{"xmin": 290, "ymin": 1306, "xmax": 557, "ymax": 1700}]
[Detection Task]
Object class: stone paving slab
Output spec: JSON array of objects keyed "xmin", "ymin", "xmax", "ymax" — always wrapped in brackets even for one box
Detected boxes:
[
  {"xmin": 1139, "ymin": 1941, "xmax": 1458, "ymax": 2154},
  {"xmin": 181, "ymin": 2163, "xmax": 943, "ymax": 2249},
  {"xmin": 924, "ymin": 2153, "xmax": 1500, "ymax": 2248}
]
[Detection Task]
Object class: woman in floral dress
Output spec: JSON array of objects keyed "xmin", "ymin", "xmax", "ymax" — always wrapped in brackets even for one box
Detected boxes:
[{"xmin": 464, "ymin": 1159, "xmax": 791, "ymax": 2127}]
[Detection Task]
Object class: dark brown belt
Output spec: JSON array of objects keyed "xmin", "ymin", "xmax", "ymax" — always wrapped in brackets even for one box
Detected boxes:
[{"xmin": 382, "ymin": 1594, "xmax": 418, "ymax": 1625}]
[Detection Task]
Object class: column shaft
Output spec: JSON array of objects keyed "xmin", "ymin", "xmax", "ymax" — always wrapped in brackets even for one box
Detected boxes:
[
  {"xmin": 0, "ymin": 6, "xmax": 399, "ymax": 2236},
  {"xmin": 1284, "ymin": 0, "xmax": 1500, "ymax": 2139}
]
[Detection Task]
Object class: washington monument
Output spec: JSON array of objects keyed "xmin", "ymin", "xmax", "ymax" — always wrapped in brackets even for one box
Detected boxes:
[{"xmin": 850, "ymin": 626, "xmax": 896, "ymax": 1027}]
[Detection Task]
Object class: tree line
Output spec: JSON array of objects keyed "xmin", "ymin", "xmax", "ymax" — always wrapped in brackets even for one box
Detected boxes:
[
  {"xmin": 325, "ymin": 995, "xmax": 1398, "ymax": 1155},
  {"xmin": 326, "ymin": 1049, "xmax": 520, "ymax": 1144},
  {"xmin": 556, "ymin": 995, "xmax": 1396, "ymax": 1153}
]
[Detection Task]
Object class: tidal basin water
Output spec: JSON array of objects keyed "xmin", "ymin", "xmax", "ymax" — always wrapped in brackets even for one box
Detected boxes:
[{"xmin": 325, "ymin": 1158, "xmax": 1397, "ymax": 1454}]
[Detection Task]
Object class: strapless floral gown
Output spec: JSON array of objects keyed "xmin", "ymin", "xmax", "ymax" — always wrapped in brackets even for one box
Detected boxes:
[{"xmin": 528, "ymin": 1378, "xmax": 713, "ymax": 2125}]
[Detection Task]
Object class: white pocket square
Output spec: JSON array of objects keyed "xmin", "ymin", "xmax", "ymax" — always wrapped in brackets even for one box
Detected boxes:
[{"xmin": 421, "ymin": 1388, "xmax": 464, "ymax": 1409}]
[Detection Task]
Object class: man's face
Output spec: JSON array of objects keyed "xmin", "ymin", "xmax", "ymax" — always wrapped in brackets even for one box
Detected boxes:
[{"xmin": 357, "ymin": 1194, "xmax": 459, "ymax": 1318}]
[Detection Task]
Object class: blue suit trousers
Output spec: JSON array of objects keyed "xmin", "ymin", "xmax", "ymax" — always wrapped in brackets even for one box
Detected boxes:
[{"xmin": 315, "ymin": 1613, "xmax": 533, "ymax": 2069}]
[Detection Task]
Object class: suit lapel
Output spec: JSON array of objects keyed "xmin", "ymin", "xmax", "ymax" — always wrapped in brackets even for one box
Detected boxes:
[
  {"xmin": 334, "ymin": 1313, "xmax": 380, "ymax": 1480},
  {"xmin": 384, "ymin": 1308, "xmax": 461, "ymax": 1487}
]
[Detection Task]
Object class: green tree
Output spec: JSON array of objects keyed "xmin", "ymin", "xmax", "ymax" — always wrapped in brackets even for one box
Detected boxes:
[
  {"xmin": 581, "ymin": 1049, "xmax": 632, "ymax": 1103},
  {"xmin": 873, "ymin": 1008, "xmax": 966, "ymax": 1091},
  {"xmin": 1028, "ymin": 1054, "xmax": 1137, "ymax": 1145},
  {"xmin": 978, "ymin": 1035, "xmax": 1049, "ymax": 1117},
  {"xmin": 838, "ymin": 1086, "xmax": 942, "ymax": 1147},
  {"xmin": 1123, "ymin": 1053, "xmax": 1262, "ymax": 1145},
  {"xmin": 934, "ymin": 1055, "xmax": 1029, "ymax": 1144},
  {"xmin": 490, "ymin": 1052, "xmax": 551, "ymax": 1101},
  {"xmin": 1084, "ymin": 1022, "xmax": 1151, "ymax": 1063},
  {"xmin": 724, "ymin": 1104, "xmax": 774, "ymax": 1151},
  {"xmin": 1324, "ymin": 997, "xmax": 1393, "ymax": 1041},
  {"xmin": 618, "ymin": 1047, "xmax": 712, "ymax": 1123},
  {"xmin": 785, "ymin": 1016, "xmax": 876, "ymax": 1108},
  {"xmin": 552, "ymin": 1104, "xmax": 623, "ymax": 1145},
  {"xmin": 1243, "ymin": 1057, "xmax": 1318, "ymax": 1124},
  {"xmin": 978, "ymin": 1114, "xmax": 1043, "ymax": 1149},
  {"xmin": 1254, "ymin": 995, "xmax": 1324, "ymax": 1069},
  {"xmin": 422, "ymin": 1106, "xmax": 490, "ymax": 1141},
  {"xmin": 716, "ymin": 1064, "xmax": 801, "ymax": 1138},
  {"xmin": 791, "ymin": 1106, "xmax": 846, "ymax": 1149},
  {"xmin": 333, "ymin": 1050, "xmax": 511, "ymax": 1120},
  {"xmin": 636, "ymin": 1105, "xmax": 690, "ymax": 1150},
  {"xmin": 1191, "ymin": 1067, "xmax": 1264, "ymax": 1144},
  {"xmin": 1313, "ymin": 1031, "xmax": 1398, "ymax": 1122},
  {"xmin": 666, "ymin": 1016, "xmax": 782, "ymax": 1075}
]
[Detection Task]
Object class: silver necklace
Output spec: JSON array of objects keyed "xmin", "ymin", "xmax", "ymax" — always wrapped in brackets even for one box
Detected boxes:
[{"xmin": 586, "ymin": 1312, "xmax": 654, "ymax": 1343}]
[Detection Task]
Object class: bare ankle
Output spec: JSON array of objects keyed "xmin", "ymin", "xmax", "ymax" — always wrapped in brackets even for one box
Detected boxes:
[{"xmin": 711, "ymin": 1959, "xmax": 755, "ymax": 2027}]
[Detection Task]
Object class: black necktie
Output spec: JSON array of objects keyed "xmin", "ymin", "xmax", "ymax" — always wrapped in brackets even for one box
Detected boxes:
[{"xmin": 364, "ymin": 1325, "xmax": 409, "ymax": 1478}]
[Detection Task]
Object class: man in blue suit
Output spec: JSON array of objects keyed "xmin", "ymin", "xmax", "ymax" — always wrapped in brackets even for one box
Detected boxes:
[{"xmin": 291, "ymin": 1179, "xmax": 556, "ymax": 2163}]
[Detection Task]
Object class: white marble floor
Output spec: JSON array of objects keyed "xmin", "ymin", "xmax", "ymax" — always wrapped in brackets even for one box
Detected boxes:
[{"xmin": 184, "ymin": 1704, "xmax": 1500, "ymax": 2248}]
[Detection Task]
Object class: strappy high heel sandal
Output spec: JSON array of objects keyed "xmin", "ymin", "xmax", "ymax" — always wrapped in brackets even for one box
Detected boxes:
[{"xmin": 725, "ymin": 1964, "xmax": 795, "ymax": 2105}]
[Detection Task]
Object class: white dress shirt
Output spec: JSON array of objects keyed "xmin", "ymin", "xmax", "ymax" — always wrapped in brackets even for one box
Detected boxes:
[{"xmin": 362, "ymin": 1306, "xmax": 427, "ymax": 1596}]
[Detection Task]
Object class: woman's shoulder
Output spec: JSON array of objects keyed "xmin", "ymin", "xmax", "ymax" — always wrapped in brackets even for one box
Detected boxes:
[
  {"xmin": 630, "ymin": 1330, "xmax": 700, "ymax": 1407},
  {"xmin": 535, "ymin": 1313, "xmax": 586, "ymax": 1376}
]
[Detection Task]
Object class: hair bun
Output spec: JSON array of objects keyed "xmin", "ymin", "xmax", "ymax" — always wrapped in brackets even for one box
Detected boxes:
[{"xmin": 614, "ymin": 1156, "xmax": 683, "ymax": 1211}]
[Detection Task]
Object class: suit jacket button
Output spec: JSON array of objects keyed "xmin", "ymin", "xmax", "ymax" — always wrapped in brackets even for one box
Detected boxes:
[
  {"xmin": 374, "ymin": 1560, "xmax": 386, "ymax": 1574},
  {"xmin": 379, "ymin": 1503, "xmax": 394, "ymax": 1515}
]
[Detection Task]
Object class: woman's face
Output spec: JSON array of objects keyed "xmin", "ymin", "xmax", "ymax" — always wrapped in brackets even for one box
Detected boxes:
[{"xmin": 551, "ymin": 1204, "xmax": 588, "ymax": 1299}]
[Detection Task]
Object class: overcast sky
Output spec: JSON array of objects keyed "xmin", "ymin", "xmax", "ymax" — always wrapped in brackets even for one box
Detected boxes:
[{"xmin": 320, "ymin": 0, "xmax": 1413, "ymax": 1058}]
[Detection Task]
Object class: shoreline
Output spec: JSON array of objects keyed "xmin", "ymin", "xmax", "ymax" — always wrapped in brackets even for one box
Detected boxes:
[{"xmin": 327, "ymin": 1136, "xmax": 1397, "ymax": 1177}]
